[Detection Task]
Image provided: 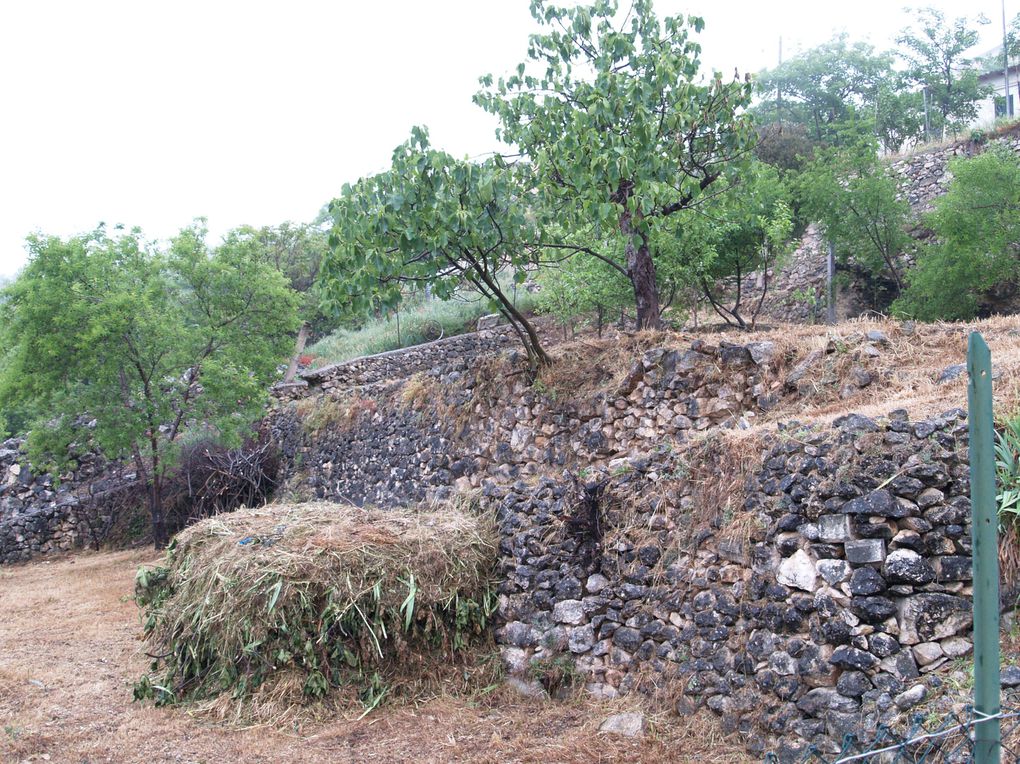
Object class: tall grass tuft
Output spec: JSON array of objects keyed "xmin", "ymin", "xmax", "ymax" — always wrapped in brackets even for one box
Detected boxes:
[{"xmin": 308, "ymin": 283, "xmax": 538, "ymax": 365}]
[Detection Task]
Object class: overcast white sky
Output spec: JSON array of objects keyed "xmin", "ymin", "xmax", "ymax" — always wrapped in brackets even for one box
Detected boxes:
[{"xmin": 0, "ymin": 0, "xmax": 1010, "ymax": 279}]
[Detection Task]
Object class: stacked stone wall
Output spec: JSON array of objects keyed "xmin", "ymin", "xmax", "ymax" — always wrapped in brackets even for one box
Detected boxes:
[
  {"xmin": 488, "ymin": 409, "xmax": 973, "ymax": 759},
  {"xmin": 275, "ymin": 326, "xmax": 518, "ymax": 401},
  {"xmin": 0, "ymin": 437, "xmax": 119, "ymax": 563},
  {"xmin": 266, "ymin": 331, "xmax": 985, "ymax": 757},
  {"xmin": 273, "ymin": 337, "xmax": 780, "ymax": 505},
  {"xmin": 0, "ymin": 322, "xmax": 993, "ymax": 757}
]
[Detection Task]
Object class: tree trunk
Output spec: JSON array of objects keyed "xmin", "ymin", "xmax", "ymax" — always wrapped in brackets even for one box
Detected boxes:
[
  {"xmin": 150, "ymin": 474, "xmax": 168, "ymax": 550},
  {"xmin": 283, "ymin": 322, "xmax": 310, "ymax": 383},
  {"xmin": 620, "ymin": 212, "xmax": 663, "ymax": 330},
  {"xmin": 147, "ymin": 442, "xmax": 168, "ymax": 550},
  {"xmin": 468, "ymin": 268, "xmax": 550, "ymax": 368}
]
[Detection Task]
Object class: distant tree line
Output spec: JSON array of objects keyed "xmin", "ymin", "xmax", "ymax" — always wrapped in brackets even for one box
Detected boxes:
[
  {"xmin": 755, "ymin": 6, "xmax": 1020, "ymax": 323},
  {"xmin": 754, "ymin": 7, "xmax": 995, "ymax": 154}
]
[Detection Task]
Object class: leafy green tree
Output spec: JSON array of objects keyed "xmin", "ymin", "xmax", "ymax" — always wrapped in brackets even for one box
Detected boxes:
[
  {"xmin": 895, "ymin": 144, "xmax": 1020, "ymax": 320},
  {"xmin": 753, "ymin": 122, "xmax": 817, "ymax": 175},
  {"xmin": 797, "ymin": 132, "xmax": 912, "ymax": 309},
  {"xmin": 755, "ymin": 34, "xmax": 895, "ymax": 145},
  {"xmin": 0, "ymin": 286, "xmax": 28, "ymax": 438},
  {"xmin": 246, "ymin": 222, "xmax": 331, "ymax": 335},
  {"xmin": 896, "ymin": 7, "xmax": 991, "ymax": 137},
  {"xmin": 475, "ymin": 0, "xmax": 755, "ymax": 330},
  {"xmin": 686, "ymin": 163, "xmax": 794, "ymax": 328},
  {"xmin": 0, "ymin": 223, "xmax": 300, "ymax": 547},
  {"xmin": 536, "ymin": 254, "xmax": 631, "ymax": 337},
  {"xmin": 320, "ymin": 127, "xmax": 551, "ymax": 367},
  {"xmin": 874, "ymin": 78, "xmax": 926, "ymax": 154}
]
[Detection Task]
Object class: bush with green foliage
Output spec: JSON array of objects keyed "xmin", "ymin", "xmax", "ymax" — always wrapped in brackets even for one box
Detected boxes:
[
  {"xmin": 797, "ymin": 131, "xmax": 912, "ymax": 310},
  {"xmin": 0, "ymin": 223, "xmax": 300, "ymax": 547},
  {"xmin": 996, "ymin": 418, "xmax": 1020, "ymax": 524},
  {"xmin": 895, "ymin": 145, "xmax": 1020, "ymax": 321},
  {"xmin": 536, "ymin": 247, "xmax": 634, "ymax": 336},
  {"xmin": 695, "ymin": 162, "xmax": 794, "ymax": 328}
]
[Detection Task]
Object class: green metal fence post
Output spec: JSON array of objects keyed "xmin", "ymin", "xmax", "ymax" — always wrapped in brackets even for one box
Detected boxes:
[{"xmin": 969, "ymin": 331, "xmax": 1001, "ymax": 763}]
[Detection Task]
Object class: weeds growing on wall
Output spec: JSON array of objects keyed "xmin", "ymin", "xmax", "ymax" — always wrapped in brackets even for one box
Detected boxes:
[
  {"xmin": 295, "ymin": 394, "xmax": 378, "ymax": 436},
  {"xmin": 134, "ymin": 500, "xmax": 500, "ymax": 723},
  {"xmin": 994, "ymin": 416, "xmax": 1020, "ymax": 589}
]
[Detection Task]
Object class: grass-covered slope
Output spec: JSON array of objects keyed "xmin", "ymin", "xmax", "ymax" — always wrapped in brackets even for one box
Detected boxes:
[{"xmin": 307, "ymin": 286, "xmax": 537, "ymax": 365}]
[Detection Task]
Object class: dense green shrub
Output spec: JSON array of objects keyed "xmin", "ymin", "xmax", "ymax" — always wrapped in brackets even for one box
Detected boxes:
[{"xmin": 895, "ymin": 145, "xmax": 1020, "ymax": 321}]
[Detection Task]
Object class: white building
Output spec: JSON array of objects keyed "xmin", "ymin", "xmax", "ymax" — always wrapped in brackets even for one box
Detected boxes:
[{"xmin": 973, "ymin": 44, "xmax": 1020, "ymax": 125}]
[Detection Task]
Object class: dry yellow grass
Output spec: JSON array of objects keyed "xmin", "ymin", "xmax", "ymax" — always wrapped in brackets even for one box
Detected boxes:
[
  {"xmin": 538, "ymin": 315, "xmax": 1020, "ymax": 428},
  {"xmin": 757, "ymin": 316, "xmax": 1020, "ymax": 424},
  {"xmin": 0, "ymin": 550, "xmax": 751, "ymax": 763}
]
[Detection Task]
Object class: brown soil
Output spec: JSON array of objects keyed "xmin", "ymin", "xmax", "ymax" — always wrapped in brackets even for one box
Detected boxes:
[{"xmin": 0, "ymin": 550, "xmax": 750, "ymax": 764}]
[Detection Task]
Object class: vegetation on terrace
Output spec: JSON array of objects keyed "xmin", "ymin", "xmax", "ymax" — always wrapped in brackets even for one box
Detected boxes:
[{"xmin": 308, "ymin": 279, "xmax": 539, "ymax": 365}]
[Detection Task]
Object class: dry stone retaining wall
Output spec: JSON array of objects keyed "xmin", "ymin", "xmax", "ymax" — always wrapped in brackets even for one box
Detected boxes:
[
  {"xmin": 887, "ymin": 136, "xmax": 1000, "ymax": 215},
  {"xmin": 273, "ymin": 337, "xmax": 780, "ymax": 504},
  {"xmin": 275, "ymin": 326, "xmax": 518, "ymax": 401},
  {"xmin": 0, "ymin": 323, "xmax": 990, "ymax": 757},
  {"xmin": 0, "ymin": 438, "xmax": 114, "ymax": 563},
  {"xmin": 268, "ymin": 333, "xmax": 982, "ymax": 758},
  {"xmin": 489, "ymin": 408, "xmax": 974, "ymax": 760}
]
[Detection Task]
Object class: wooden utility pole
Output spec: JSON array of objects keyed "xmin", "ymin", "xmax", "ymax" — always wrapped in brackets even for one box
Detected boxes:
[{"xmin": 777, "ymin": 36, "xmax": 783, "ymax": 126}]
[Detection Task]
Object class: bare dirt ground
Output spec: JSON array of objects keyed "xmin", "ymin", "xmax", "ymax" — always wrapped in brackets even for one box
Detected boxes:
[{"xmin": 0, "ymin": 550, "xmax": 750, "ymax": 764}]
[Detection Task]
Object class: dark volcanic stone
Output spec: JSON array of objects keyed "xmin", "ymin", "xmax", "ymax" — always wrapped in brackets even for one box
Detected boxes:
[
  {"xmin": 821, "ymin": 620, "xmax": 853, "ymax": 645},
  {"xmin": 1002, "ymin": 666, "xmax": 1020, "ymax": 688},
  {"xmin": 837, "ymin": 671, "xmax": 873, "ymax": 698},
  {"xmin": 841, "ymin": 490, "xmax": 905, "ymax": 518},
  {"xmin": 554, "ymin": 576, "xmax": 583, "ymax": 599},
  {"xmin": 869, "ymin": 632, "xmax": 901, "ymax": 658},
  {"xmin": 850, "ymin": 596, "xmax": 898, "ymax": 623},
  {"xmin": 937, "ymin": 555, "xmax": 972, "ymax": 582},
  {"xmin": 884, "ymin": 549, "xmax": 936, "ymax": 585},
  {"xmin": 613, "ymin": 627, "xmax": 643, "ymax": 651},
  {"xmin": 796, "ymin": 688, "xmax": 860, "ymax": 716},
  {"xmin": 834, "ymin": 414, "xmax": 879, "ymax": 432},
  {"xmin": 829, "ymin": 646, "xmax": 879, "ymax": 671},
  {"xmin": 849, "ymin": 567, "xmax": 887, "ymax": 596}
]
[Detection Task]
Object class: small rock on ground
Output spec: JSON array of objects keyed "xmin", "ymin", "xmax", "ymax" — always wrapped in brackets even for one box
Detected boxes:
[{"xmin": 599, "ymin": 712, "xmax": 645, "ymax": 738}]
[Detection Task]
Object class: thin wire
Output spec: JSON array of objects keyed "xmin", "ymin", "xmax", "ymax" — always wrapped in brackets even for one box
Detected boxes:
[{"xmin": 827, "ymin": 710, "xmax": 1020, "ymax": 764}]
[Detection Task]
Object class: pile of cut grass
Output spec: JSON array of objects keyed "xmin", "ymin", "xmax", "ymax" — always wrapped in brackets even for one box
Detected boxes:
[{"xmin": 134, "ymin": 500, "xmax": 499, "ymax": 722}]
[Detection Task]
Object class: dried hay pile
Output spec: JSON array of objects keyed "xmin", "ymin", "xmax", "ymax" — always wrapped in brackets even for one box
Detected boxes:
[{"xmin": 134, "ymin": 500, "xmax": 499, "ymax": 722}]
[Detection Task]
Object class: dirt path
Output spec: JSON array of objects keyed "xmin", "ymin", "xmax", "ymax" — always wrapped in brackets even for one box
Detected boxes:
[{"xmin": 0, "ymin": 551, "xmax": 749, "ymax": 764}]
